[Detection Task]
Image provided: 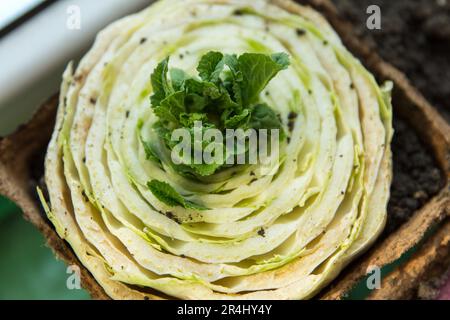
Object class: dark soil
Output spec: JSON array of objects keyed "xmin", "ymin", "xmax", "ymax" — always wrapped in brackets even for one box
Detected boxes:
[
  {"xmin": 333, "ymin": 0, "xmax": 448, "ymax": 234},
  {"xmin": 385, "ymin": 118, "xmax": 443, "ymax": 234},
  {"xmin": 335, "ymin": 0, "xmax": 450, "ymax": 122}
]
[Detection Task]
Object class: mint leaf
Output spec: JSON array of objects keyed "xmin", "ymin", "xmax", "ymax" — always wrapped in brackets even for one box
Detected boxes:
[
  {"xmin": 184, "ymin": 79, "xmax": 209, "ymax": 112},
  {"xmin": 150, "ymin": 57, "xmax": 172, "ymax": 107},
  {"xmin": 223, "ymin": 54, "xmax": 240, "ymax": 78},
  {"xmin": 139, "ymin": 132, "xmax": 161, "ymax": 164},
  {"xmin": 153, "ymin": 91, "xmax": 186, "ymax": 123},
  {"xmin": 152, "ymin": 122, "xmax": 175, "ymax": 148},
  {"xmin": 238, "ymin": 53, "xmax": 290, "ymax": 107},
  {"xmin": 179, "ymin": 112, "xmax": 209, "ymax": 127},
  {"xmin": 202, "ymin": 81, "xmax": 222, "ymax": 100},
  {"xmin": 185, "ymin": 93, "xmax": 208, "ymax": 113},
  {"xmin": 175, "ymin": 162, "xmax": 224, "ymax": 178},
  {"xmin": 271, "ymin": 52, "xmax": 290, "ymax": 69},
  {"xmin": 142, "ymin": 140, "xmax": 161, "ymax": 164},
  {"xmin": 248, "ymin": 103, "xmax": 284, "ymax": 130},
  {"xmin": 248, "ymin": 103, "xmax": 285, "ymax": 140},
  {"xmin": 223, "ymin": 54, "xmax": 244, "ymax": 105},
  {"xmin": 170, "ymin": 68, "xmax": 189, "ymax": 91},
  {"xmin": 146, "ymin": 51, "xmax": 290, "ymax": 178},
  {"xmin": 197, "ymin": 51, "xmax": 224, "ymax": 83},
  {"xmin": 147, "ymin": 180, "xmax": 181, "ymax": 207},
  {"xmin": 184, "ymin": 78, "xmax": 204, "ymax": 94},
  {"xmin": 224, "ymin": 109, "xmax": 250, "ymax": 129},
  {"xmin": 147, "ymin": 180, "xmax": 207, "ymax": 210}
]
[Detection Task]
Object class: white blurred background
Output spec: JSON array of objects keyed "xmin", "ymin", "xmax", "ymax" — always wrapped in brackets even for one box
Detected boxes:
[{"xmin": 0, "ymin": 0, "xmax": 150, "ymax": 136}]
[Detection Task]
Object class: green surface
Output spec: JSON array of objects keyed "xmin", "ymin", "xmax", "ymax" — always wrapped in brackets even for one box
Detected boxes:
[
  {"xmin": 344, "ymin": 224, "xmax": 437, "ymax": 300},
  {"xmin": 345, "ymin": 247, "xmax": 417, "ymax": 300},
  {"xmin": 0, "ymin": 197, "xmax": 16, "ymax": 222},
  {"xmin": 0, "ymin": 196, "xmax": 90, "ymax": 300}
]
